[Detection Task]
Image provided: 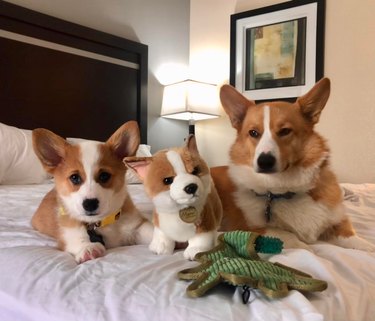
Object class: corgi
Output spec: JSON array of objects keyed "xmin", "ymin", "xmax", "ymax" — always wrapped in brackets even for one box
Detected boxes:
[
  {"xmin": 124, "ymin": 135, "xmax": 222, "ymax": 260},
  {"xmin": 211, "ymin": 78, "xmax": 375, "ymax": 251},
  {"xmin": 32, "ymin": 121, "xmax": 153, "ymax": 263}
]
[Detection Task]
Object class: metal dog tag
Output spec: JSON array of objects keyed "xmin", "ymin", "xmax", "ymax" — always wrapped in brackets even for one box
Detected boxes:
[{"xmin": 179, "ymin": 207, "xmax": 198, "ymax": 223}]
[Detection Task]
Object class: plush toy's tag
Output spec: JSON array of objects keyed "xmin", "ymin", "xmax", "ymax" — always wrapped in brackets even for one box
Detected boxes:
[{"xmin": 179, "ymin": 207, "xmax": 198, "ymax": 223}]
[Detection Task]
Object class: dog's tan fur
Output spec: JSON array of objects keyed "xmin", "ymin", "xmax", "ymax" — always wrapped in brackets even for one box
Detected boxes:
[
  {"xmin": 212, "ymin": 78, "xmax": 374, "ymax": 251},
  {"xmin": 32, "ymin": 121, "xmax": 153, "ymax": 262}
]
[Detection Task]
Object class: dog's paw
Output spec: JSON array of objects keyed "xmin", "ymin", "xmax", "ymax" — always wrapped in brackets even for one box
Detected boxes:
[
  {"xmin": 75, "ymin": 242, "xmax": 106, "ymax": 263},
  {"xmin": 183, "ymin": 246, "xmax": 208, "ymax": 260},
  {"xmin": 333, "ymin": 235, "xmax": 375, "ymax": 252},
  {"xmin": 149, "ymin": 237, "xmax": 175, "ymax": 255},
  {"xmin": 265, "ymin": 228, "xmax": 312, "ymax": 251},
  {"xmin": 184, "ymin": 231, "xmax": 217, "ymax": 260}
]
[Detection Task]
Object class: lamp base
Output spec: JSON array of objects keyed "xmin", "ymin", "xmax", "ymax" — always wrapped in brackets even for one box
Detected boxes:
[{"xmin": 189, "ymin": 123, "xmax": 195, "ymax": 135}]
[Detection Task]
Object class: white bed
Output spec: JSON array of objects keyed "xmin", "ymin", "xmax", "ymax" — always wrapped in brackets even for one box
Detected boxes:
[{"xmin": 0, "ymin": 180, "xmax": 375, "ymax": 321}]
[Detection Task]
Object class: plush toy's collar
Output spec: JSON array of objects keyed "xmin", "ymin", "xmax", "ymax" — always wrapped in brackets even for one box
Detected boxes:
[{"xmin": 254, "ymin": 191, "xmax": 296, "ymax": 222}]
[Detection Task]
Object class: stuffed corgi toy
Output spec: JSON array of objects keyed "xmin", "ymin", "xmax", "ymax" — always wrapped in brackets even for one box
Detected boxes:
[
  {"xmin": 32, "ymin": 121, "xmax": 153, "ymax": 263},
  {"xmin": 124, "ymin": 135, "xmax": 222, "ymax": 260}
]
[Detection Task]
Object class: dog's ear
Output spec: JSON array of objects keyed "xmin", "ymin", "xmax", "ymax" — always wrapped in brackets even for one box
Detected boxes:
[
  {"xmin": 107, "ymin": 121, "xmax": 140, "ymax": 160},
  {"xmin": 185, "ymin": 134, "xmax": 199, "ymax": 156},
  {"xmin": 123, "ymin": 156, "xmax": 153, "ymax": 181},
  {"xmin": 32, "ymin": 129, "xmax": 68, "ymax": 173},
  {"xmin": 297, "ymin": 78, "xmax": 330, "ymax": 124},
  {"xmin": 220, "ymin": 84, "xmax": 255, "ymax": 130}
]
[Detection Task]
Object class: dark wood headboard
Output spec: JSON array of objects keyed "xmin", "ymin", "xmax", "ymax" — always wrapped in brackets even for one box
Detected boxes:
[{"xmin": 0, "ymin": 0, "xmax": 148, "ymax": 143}]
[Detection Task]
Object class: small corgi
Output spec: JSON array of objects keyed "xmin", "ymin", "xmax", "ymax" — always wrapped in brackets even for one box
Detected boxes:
[
  {"xmin": 124, "ymin": 135, "xmax": 222, "ymax": 260},
  {"xmin": 211, "ymin": 78, "xmax": 375, "ymax": 251},
  {"xmin": 32, "ymin": 121, "xmax": 153, "ymax": 263}
]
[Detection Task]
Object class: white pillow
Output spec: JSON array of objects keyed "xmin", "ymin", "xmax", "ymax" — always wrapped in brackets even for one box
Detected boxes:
[
  {"xmin": 0, "ymin": 123, "xmax": 48, "ymax": 185},
  {"xmin": 67, "ymin": 137, "xmax": 152, "ymax": 184}
]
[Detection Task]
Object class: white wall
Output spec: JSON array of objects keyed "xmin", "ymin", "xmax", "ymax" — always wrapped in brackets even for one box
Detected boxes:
[
  {"xmin": 4, "ymin": 0, "xmax": 190, "ymax": 152},
  {"xmin": 190, "ymin": 0, "xmax": 375, "ymax": 183}
]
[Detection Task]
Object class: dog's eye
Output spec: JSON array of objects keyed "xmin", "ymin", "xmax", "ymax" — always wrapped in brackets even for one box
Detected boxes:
[
  {"xmin": 192, "ymin": 166, "xmax": 200, "ymax": 176},
  {"xmin": 278, "ymin": 128, "xmax": 292, "ymax": 137},
  {"xmin": 249, "ymin": 130, "xmax": 260, "ymax": 138},
  {"xmin": 70, "ymin": 174, "xmax": 82, "ymax": 185},
  {"xmin": 163, "ymin": 177, "xmax": 174, "ymax": 185},
  {"xmin": 98, "ymin": 171, "xmax": 111, "ymax": 183}
]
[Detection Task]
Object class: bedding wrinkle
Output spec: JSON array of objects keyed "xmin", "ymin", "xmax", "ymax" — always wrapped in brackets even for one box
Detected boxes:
[
  {"xmin": 0, "ymin": 183, "xmax": 375, "ymax": 320},
  {"xmin": 311, "ymin": 245, "xmax": 375, "ymax": 321}
]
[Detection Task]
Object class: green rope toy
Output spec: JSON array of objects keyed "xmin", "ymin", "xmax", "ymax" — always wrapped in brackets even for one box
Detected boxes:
[{"xmin": 178, "ymin": 231, "xmax": 327, "ymax": 300}]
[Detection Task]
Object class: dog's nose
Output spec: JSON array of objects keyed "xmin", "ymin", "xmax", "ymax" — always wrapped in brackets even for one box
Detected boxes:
[
  {"xmin": 184, "ymin": 183, "xmax": 198, "ymax": 195},
  {"xmin": 82, "ymin": 198, "xmax": 99, "ymax": 213},
  {"xmin": 257, "ymin": 152, "xmax": 276, "ymax": 173}
]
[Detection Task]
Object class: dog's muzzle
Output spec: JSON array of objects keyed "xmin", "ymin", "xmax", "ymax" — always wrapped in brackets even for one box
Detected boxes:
[
  {"xmin": 257, "ymin": 152, "xmax": 277, "ymax": 173},
  {"xmin": 184, "ymin": 183, "xmax": 198, "ymax": 195},
  {"xmin": 82, "ymin": 198, "xmax": 99, "ymax": 216}
]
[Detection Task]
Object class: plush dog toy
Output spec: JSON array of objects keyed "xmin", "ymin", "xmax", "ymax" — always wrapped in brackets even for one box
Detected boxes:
[
  {"xmin": 124, "ymin": 135, "xmax": 222, "ymax": 260},
  {"xmin": 178, "ymin": 231, "xmax": 327, "ymax": 299}
]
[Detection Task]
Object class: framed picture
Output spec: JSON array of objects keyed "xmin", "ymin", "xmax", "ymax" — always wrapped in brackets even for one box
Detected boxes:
[{"xmin": 230, "ymin": 0, "xmax": 325, "ymax": 102}]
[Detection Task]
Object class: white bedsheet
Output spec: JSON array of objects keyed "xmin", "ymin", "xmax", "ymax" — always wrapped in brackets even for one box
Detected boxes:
[{"xmin": 0, "ymin": 182, "xmax": 374, "ymax": 321}]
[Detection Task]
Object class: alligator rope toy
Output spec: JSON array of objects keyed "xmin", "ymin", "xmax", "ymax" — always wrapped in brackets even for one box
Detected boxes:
[{"xmin": 178, "ymin": 231, "xmax": 327, "ymax": 302}]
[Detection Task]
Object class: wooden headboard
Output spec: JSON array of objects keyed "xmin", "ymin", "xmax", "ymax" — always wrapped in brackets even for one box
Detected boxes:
[{"xmin": 0, "ymin": 0, "xmax": 148, "ymax": 143}]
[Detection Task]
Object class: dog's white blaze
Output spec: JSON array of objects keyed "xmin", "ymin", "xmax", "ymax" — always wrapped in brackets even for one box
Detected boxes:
[
  {"xmin": 80, "ymin": 141, "xmax": 101, "ymax": 197},
  {"xmin": 166, "ymin": 150, "xmax": 187, "ymax": 174},
  {"xmin": 255, "ymin": 106, "xmax": 273, "ymax": 154},
  {"xmin": 254, "ymin": 106, "xmax": 280, "ymax": 170}
]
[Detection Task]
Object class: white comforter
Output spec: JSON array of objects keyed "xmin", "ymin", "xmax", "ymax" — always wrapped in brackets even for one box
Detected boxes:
[{"xmin": 0, "ymin": 182, "xmax": 374, "ymax": 321}]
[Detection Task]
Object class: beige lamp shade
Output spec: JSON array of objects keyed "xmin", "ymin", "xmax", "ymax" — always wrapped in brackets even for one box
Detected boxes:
[{"xmin": 161, "ymin": 80, "xmax": 220, "ymax": 121}]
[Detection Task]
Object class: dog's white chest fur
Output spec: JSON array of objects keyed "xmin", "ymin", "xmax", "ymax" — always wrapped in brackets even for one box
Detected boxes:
[
  {"xmin": 230, "ymin": 163, "xmax": 344, "ymax": 243},
  {"xmin": 158, "ymin": 211, "xmax": 196, "ymax": 242},
  {"xmin": 235, "ymin": 188, "xmax": 343, "ymax": 243}
]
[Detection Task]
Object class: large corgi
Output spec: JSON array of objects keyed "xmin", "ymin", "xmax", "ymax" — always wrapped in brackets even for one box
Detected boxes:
[
  {"xmin": 32, "ymin": 121, "xmax": 153, "ymax": 263},
  {"xmin": 211, "ymin": 78, "xmax": 374, "ymax": 251},
  {"xmin": 124, "ymin": 135, "xmax": 222, "ymax": 260}
]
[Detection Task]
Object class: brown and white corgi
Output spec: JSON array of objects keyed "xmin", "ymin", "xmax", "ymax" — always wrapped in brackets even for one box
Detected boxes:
[
  {"xmin": 211, "ymin": 78, "xmax": 374, "ymax": 251},
  {"xmin": 124, "ymin": 135, "xmax": 222, "ymax": 260},
  {"xmin": 32, "ymin": 121, "xmax": 153, "ymax": 263}
]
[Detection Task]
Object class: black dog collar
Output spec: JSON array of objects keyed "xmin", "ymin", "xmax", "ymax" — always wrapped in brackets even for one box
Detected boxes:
[
  {"xmin": 85, "ymin": 210, "xmax": 121, "ymax": 246},
  {"xmin": 254, "ymin": 191, "xmax": 296, "ymax": 223}
]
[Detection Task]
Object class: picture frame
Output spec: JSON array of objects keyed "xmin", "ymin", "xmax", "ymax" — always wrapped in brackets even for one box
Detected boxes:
[{"xmin": 230, "ymin": 0, "xmax": 325, "ymax": 102}]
